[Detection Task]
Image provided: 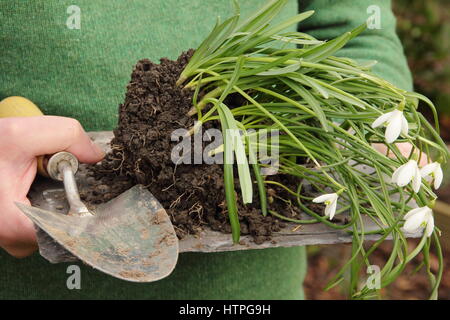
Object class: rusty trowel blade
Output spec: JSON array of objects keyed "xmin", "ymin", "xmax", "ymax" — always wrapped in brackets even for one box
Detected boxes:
[{"xmin": 16, "ymin": 185, "xmax": 179, "ymax": 283}]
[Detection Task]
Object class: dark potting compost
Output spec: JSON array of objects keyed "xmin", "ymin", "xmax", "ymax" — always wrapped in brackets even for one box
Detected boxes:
[{"xmin": 83, "ymin": 51, "xmax": 319, "ymax": 244}]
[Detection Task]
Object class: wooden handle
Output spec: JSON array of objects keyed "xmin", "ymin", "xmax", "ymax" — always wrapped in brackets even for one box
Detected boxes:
[
  {"xmin": 0, "ymin": 96, "xmax": 44, "ymax": 117},
  {"xmin": 0, "ymin": 96, "xmax": 48, "ymax": 176}
]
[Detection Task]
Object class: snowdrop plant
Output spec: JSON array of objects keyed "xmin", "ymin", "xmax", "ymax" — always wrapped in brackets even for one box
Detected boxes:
[
  {"xmin": 313, "ymin": 193, "xmax": 339, "ymax": 220},
  {"xmin": 391, "ymin": 159, "xmax": 422, "ymax": 193},
  {"xmin": 403, "ymin": 206, "xmax": 435, "ymax": 238},
  {"xmin": 178, "ymin": 0, "xmax": 448, "ymax": 299},
  {"xmin": 372, "ymin": 108, "xmax": 409, "ymax": 143},
  {"xmin": 421, "ymin": 162, "xmax": 444, "ymax": 190}
]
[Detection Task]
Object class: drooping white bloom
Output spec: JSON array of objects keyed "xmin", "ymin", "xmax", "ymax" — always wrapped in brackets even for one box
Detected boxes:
[
  {"xmin": 313, "ymin": 193, "xmax": 338, "ymax": 220},
  {"xmin": 420, "ymin": 162, "xmax": 443, "ymax": 190},
  {"xmin": 391, "ymin": 160, "xmax": 422, "ymax": 193},
  {"xmin": 371, "ymin": 109, "xmax": 408, "ymax": 143},
  {"xmin": 402, "ymin": 206, "xmax": 434, "ymax": 237}
]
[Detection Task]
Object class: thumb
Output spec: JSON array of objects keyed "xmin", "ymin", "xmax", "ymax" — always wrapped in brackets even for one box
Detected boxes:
[
  {"xmin": 1, "ymin": 198, "xmax": 38, "ymax": 258},
  {"xmin": 3, "ymin": 116, "xmax": 105, "ymax": 164}
]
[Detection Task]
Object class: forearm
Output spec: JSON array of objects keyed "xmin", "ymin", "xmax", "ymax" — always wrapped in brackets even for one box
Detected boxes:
[{"xmin": 298, "ymin": 0, "xmax": 413, "ymax": 91}]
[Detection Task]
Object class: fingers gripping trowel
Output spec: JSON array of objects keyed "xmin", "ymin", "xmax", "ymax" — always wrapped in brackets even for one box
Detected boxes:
[{"xmin": 0, "ymin": 96, "xmax": 179, "ymax": 282}]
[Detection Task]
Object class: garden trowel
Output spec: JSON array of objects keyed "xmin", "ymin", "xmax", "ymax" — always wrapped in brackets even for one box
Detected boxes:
[{"xmin": 0, "ymin": 96, "xmax": 179, "ymax": 283}]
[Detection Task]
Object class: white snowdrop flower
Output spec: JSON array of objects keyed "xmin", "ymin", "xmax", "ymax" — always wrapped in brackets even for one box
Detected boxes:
[
  {"xmin": 420, "ymin": 162, "xmax": 443, "ymax": 190},
  {"xmin": 371, "ymin": 109, "xmax": 408, "ymax": 143},
  {"xmin": 391, "ymin": 160, "xmax": 422, "ymax": 193},
  {"xmin": 402, "ymin": 206, "xmax": 434, "ymax": 237},
  {"xmin": 313, "ymin": 193, "xmax": 338, "ymax": 221}
]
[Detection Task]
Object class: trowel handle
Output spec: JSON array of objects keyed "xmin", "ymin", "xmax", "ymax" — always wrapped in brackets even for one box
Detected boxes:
[
  {"xmin": 45, "ymin": 152, "xmax": 79, "ymax": 181},
  {"xmin": 0, "ymin": 96, "xmax": 54, "ymax": 177},
  {"xmin": 0, "ymin": 96, "xmax": 43, "ymax": 118},
  {"xmin": 46, "ymin": 152, "xmax": 90, "ymax": 216}
]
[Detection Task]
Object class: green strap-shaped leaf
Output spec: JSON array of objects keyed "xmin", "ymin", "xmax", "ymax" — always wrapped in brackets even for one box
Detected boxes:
[
  {"xmin": 281, "ymin": 77, "xmax": 330, "ymax": 131},
  {"xmin": 300, "ymin": 23, "xmax": 367, "ymax": 63}
]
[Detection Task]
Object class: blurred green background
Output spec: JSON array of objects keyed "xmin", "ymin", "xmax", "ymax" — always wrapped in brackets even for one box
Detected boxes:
[{"xmin": 394, "ymin": 0, "xmax": 450, "ymax": 118}]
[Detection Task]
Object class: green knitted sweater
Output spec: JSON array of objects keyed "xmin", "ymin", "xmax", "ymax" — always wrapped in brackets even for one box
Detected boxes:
[{"xmin": 0, "ymin": 0, "xmax": 411, "ymax": 299}]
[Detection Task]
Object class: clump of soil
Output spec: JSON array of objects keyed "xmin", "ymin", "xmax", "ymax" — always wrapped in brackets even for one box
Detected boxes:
[{"xmin": 83, "ymin": 51, "xmax": 304, "ymax": 243}]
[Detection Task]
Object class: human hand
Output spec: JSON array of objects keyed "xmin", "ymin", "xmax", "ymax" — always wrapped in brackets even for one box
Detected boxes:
[
  {"xmin": 373, "ymin": 142, "xmax": 429, "ymax": 166},
  {"xmin": 0, "ymin": 116, "xmax": 104, "ymax": 258}
]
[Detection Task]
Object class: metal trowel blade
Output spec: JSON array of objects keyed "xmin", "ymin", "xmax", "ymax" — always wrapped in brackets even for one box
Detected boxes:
[{"xmin": 16, "ymin": 185, "xmax": 179, "ymax": 283}]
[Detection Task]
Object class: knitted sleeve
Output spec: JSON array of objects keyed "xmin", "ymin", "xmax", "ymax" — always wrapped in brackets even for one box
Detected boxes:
[{"xmin": 298, "ymin": 0, "xmax": 413, "ymax": 91}]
